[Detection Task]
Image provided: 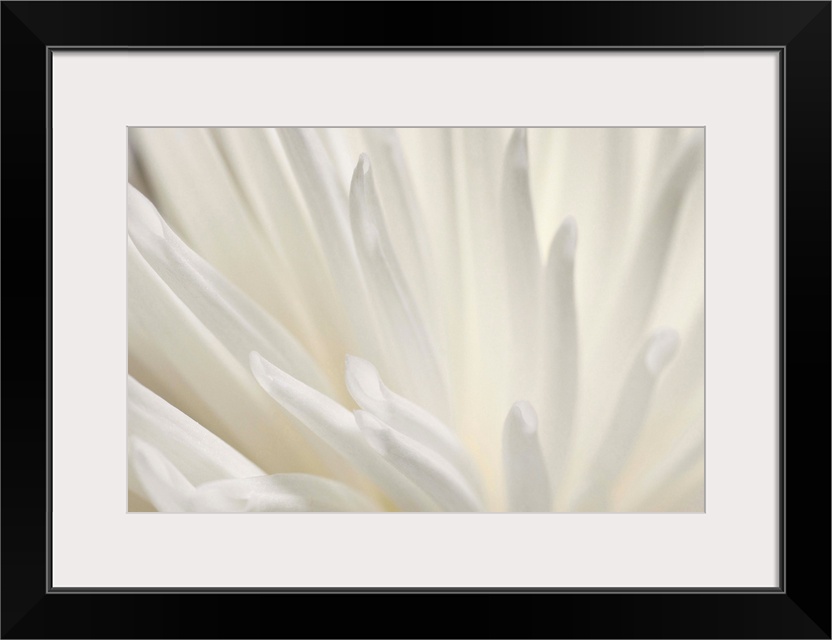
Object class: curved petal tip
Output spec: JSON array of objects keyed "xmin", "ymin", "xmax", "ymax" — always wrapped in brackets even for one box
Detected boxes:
[
  {"xmin": 345, "ymin": 355, "xmax": 385, "ymax": 403},
  {"xmin": 506, "ymin": 400, "xmax": 538, "ymax": 436}
]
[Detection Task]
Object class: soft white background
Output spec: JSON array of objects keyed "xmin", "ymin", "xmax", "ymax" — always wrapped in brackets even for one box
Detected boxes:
[{"xmin": 51, "ymin": 52, "xmax": 779, "ymax": 588}]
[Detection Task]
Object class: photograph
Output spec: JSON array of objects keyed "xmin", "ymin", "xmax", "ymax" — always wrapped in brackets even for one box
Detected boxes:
[{"xmin": 127, "ymin": 127, "xmax": 704, "ymax": 513}]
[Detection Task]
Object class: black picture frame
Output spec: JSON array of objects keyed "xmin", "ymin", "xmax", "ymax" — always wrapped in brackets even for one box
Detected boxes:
[{"xmin": 2, "ymin": 2, "xmax": 829, "ymax": 638}]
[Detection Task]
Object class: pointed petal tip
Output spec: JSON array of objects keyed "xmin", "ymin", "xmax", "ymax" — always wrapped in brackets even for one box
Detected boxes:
[
  {"xmin": 506, "ymin": 400, "xmax": 538, "ymax": 436},
  {"xmin": 348, "ymin": 170, "xmax": 381, "ymax": 251},
  {"xmin": 351, "ymin": 153, "xmax": 372, "ymax": 189},
  {"xmin": 551, "ymin": 215, "xmax": 578, "ymax": 263},
  {"xmin": 350, "ymin": 155, "xmax": 368, "ymax": 188},
  {"xmin": 645, "ymin": 328, "xmax": 680, "ymax": 375},
  {"xmin": 249, "ymin": 351, "xmax": 289, "ymax": 389}
]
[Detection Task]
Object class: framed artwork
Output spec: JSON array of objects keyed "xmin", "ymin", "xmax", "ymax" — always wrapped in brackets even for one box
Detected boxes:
[{"xmin": 2, "ymin": 2, "xmax": 829, "ymax": 638}]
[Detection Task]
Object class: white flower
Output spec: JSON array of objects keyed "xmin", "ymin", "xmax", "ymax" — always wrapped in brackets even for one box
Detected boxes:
[{"xmin": 127, "ymin": 127, "xmax": 704, "ymax": 513}]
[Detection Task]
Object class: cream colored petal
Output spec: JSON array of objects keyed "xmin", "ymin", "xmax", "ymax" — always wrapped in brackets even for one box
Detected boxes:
[
  {"xmin": 209, "ymin": 128, "xmax": 348, "ymax": 367},
  {"xmin": 128, "ymin": 376, "xmax": 263, "ymax": 487},
  {"xmin": 574, "ymin": 328, "xmax": 680, "ymax": 510},
  {"xmin": 349, "ymin": 156, "xmax": 448, "ymax": 418},
  {"xmin": 361, "ymin": 128, "xmax": 435, "ymax": 320},
  {"xmin": 190, "ymin": 474, "xmax": 381, "ymax": 513},
  {"xmin": 355, "ymin": 411, "xmax": 483, "ymax": 513},
  {"xmin": 250, "ymin": 352, "xmax": 439, "ymax": 512},
  {"xmin": 501, "ymin": 128, "xmax": 542, "ymax": 398},
  {"xmin": 128, "ymin": 437, "xmax": 195, "ymax": 512},
  {"xmin": 502, "ymin": 402, "xmax": 551, "ymax": 512},
  {"xmin": 276, "ymin": 128, "xmax": 381, "ymax": 360},
  {"xmin": 539, "ymin": 216, "xmax": 579, "ymax": 490},
  {"xmin": 128, "ymin": 185, "xmax": 332, "ymax": 395},
  {"xmin": 344, "ymin": 355, "xmax": 481, "ymax": 493},
  {"xmin": 128, "ymin": 128, "xmax": 284, "ymax": 319},
  {"xmin": 128, "ymin": 238, "xmax": 326, "ymax": 476}
]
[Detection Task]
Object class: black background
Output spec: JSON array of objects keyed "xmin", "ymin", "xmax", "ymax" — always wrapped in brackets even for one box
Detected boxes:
[{"xmin": 2, "ymin": 2, "xmax": 829, "ymax": 638}]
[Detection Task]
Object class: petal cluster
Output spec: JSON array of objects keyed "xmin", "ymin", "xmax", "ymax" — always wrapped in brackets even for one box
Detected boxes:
[{"xmin": 128, "ymin": 127, "xmax": 704, "ymax": 512}]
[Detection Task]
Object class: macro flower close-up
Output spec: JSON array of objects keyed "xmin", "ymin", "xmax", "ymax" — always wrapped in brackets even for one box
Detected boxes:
[{"xmin": 127, "ymin": 127, "xmax": 704, "ymax": 513}]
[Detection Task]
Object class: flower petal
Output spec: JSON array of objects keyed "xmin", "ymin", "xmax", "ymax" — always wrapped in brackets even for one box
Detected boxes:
[
  {"xmin": 502, "ymin": 402, "xmax": 552, "ymax": 512},
  {"xmin": 128, "ymin": 238, "xmax": 328, "ymax": 476},
  {"xmin": 127, "ymin": 129, "xmax": 283, "ymax": 315},
  {"xmin": 210, "ymin": 128, "xmax": 349, "ymax": 362},
  {"xmin": 128, "ymin": 376, "xmax": 264, "ymax": 486},
  {"xmin": 190, "ymin": 474, "xmax": 381, "ymax": 513},
  {"xmin": 595, "ymin": 133, "xmax": 704, "ymax": 356},
  {"xmin": 355, "ymin": 411, "xmax": 484, "ymax": 512},
  {"xmin": 128, "ymin": 185, "xmax": 332, "ymax": 395},
  {"xmin": 128, "ymin": 436, "xmax": 195, "ymax": 512},
  {"xmin": 502, "ymin": 128, "xmax": 541, "ymax": 291},
  {"xmin": 540, "ymin": 216, "xmax": 579, "ymax": 488},
  {"xmin": 276, "ymin": 128, "xmax": 381, "ymax": 358},
  {"xmin": 361, "ymin": 128, "xmax": 435, "ymax": 315},
  {"xmin": 624, "ymin": 411, "xmax": 704, "ymax": 511},
  {"xmin": 344, "ymin": 355, "xmax": 481, "ymax": 492},
  {"xmin": 575, "ymin": 328, "xmax": 680, "ymax": 510},
  {"xmin": 349, "ymin": 155, "xmax": 449, "ymax": 418},
  {"xmin": 250, "ymin": 352, "xmax": 440, "ymax": 512},
  {"xmin": 501, "ymin": 128, "xmax": 542, "ymax": 395}
]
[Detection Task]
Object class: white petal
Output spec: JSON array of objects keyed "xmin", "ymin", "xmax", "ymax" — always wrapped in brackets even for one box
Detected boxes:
[
  {"xmin": 316, "ymin": 127, "xmax": 361, "ymax": 188},
  {"xmin": 502, "ymin": 128, "xmax": 541, "ymax": 289},
  {"xmin": 502, "ymin": 402, "xmax": 552, "ymax": 512},
  {"xmin": 442, "ymin": 129, "xmax": 513, "ymax": 481},
  {"xmin": 276, "ymin": 128, "xmax": 381, "ymax": 358},
  {"xmin": 209, "ymin": 128, "xmax": 348, "ymax": 360},
  {"xmin": 128, "ymin": 437, "xmax": 195, "ymax": 512},
  {"xmin": 596, "ymin": 134, "xmax": 704, "ymax": 352},
  {"xmin": 128, "ymin": 238, "xmax": 327, "ymax": 476},
  {"xmin": 189, "ymin": 474, "xmax": 381, "ymax": 513},
  {"xmin": 455, "ymin": 128, "xmax": 515, "ymax": 411},
  {"xmin": 128, "ymin": 185, "xmax": 332, "ymax": 395},
  {"xmin": 392, "ymin": 128, "xmax": 461, "ymax": 318},
  {"xmin": 540, "ymin": 216, "xmax": 579, "ymax": 488},
  {"xmin": 355, "ymin": 411, "xmax": 484, "ymax": 512},
  {"xmin": 649, "ymin": 306, "xmax": 705, "ymax": 425},
  {"xmin": 575, "ymin": 328, "xmax": 680, "ymax": 510},
  {"xmin": 625, "ymin": 412, "xmax": 704, "ymax": 511},
  {"xmin": 127, "ymin": 142, "xmax": 151, "ymax": 199},
  {"xmin": 276, "ymin": 128, "xmax": 356, "ymax": 277},
  {"xmin": 127, "ymin": 129, "xmax": 282, "ymax": 315},
  {"xmin": 128, "ymin": 376, "xmax": 264, "ymax": 486},
  {"xmin": 349, "ymin": 155, "xmax": 449, "ymax": 418},
  {"xmin": 361, "ymin": 128, "xmax": 435, "ymax": 317},
  {"xmin": 501, "ymin": 128, "xmax": 542, "ymax": 395},
  {"xmin": 571, "ymin": 135, "xmax": 703, "ymax": 471},
  {"xmin": 344, "ymin": 355, "xmax": 481, "ymax": 492},
  {"xmin": 250, "ymin": 352, "xmax": 439, "ymax": 512}
]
